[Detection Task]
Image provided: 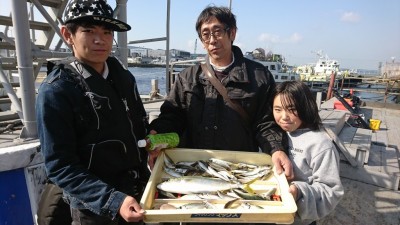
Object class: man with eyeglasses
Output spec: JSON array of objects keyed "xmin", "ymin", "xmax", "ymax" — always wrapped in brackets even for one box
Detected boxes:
[{"xmin": 149, "ymin": 5, "xmax": 293, "ymax": 183}]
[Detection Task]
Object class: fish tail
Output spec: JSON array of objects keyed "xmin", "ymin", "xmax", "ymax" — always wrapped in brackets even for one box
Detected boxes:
[{"xmin": 242, "ymin": 183, "xmax": 255, "ymax": 194}]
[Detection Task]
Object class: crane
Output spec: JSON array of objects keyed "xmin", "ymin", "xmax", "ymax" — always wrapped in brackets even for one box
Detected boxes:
[{"xmin": 194, "ymin": 38, "xmax": 197, "ymax": 55}]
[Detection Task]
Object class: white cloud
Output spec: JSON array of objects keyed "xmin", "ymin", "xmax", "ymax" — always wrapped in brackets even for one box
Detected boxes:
[
  {"xmin": 258, "ymin": 33, "xmax": 302, "ymax": 44},
  {"xmin": 341, "ymin": 12, "xmax": 361, "ymax": 23},
  {"xmin": 289, "ymin": 33, "xmax": 302, "ymax": 43},
  {"xmin": 259, "ymin": 33, "xmax": 281, "ymax": 43}
]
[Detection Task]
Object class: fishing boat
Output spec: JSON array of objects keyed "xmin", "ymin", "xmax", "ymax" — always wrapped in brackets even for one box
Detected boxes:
[
  {"xmin": 244, "ymin": 50, "xmax": 300, "ymax": 83},
  {"xmin": 0, "ymin": 1, "xmax": 399, "ymax": 225},
  {"xmin": 296, "ymin": 50, "xmax": 343, "ymax": 83},
  {"xmin": 256, "ymin": 60, "xmax": 300, "ymax": 83},
  {"xmin": 338, "ymin": 69, "xmax": 364, "ymax": 87}
]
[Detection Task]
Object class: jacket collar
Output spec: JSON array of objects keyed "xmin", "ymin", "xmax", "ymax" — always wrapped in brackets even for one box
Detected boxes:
[{"xmin": 204, "ymin": 45, "xmax": 249, "ymax": 84}]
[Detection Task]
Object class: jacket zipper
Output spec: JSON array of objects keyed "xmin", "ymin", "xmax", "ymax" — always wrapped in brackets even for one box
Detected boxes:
[{"xmin": 122, "ymin": 98, "xmax": 142, "ymax": 161}]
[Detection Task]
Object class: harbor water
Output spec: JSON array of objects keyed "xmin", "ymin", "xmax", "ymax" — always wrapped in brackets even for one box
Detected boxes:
[
  {"xmin": 129, "ymin": 67, "xmax": 398, "ymax": 104},
  {"xmin": 36, "ymin": 66, "xmax": 397, "ymax": 104},
  {"xmin": 129, "ymin": 67, "xmax": 170, "ymax": 96}
]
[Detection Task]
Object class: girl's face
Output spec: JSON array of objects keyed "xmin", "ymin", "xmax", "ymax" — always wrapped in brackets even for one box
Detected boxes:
[{"xmin": 273, "ymin": 94, "xmax": 302, "ymax": 132}]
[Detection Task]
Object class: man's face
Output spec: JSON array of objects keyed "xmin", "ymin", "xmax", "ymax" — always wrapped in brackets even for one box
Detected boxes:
[
  {"xmin": 200, "ymin": 16, "xmax": 236, "ymax": 67},
  {"xmin": 62, "ymin": 25, "xmax": 113, "ymax": 73}
]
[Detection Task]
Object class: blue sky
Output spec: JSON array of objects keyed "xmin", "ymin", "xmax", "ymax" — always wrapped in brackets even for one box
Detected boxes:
[{"xmin": 1, "ymin": 0, "xmax": 399, "ymax": 70}]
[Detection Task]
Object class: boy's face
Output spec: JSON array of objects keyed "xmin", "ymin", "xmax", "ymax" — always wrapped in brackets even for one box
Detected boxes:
[
  {"xmin": 62, "ymin": 24, "xmax": 114, "ymax": 73},
  {"xmin": 273, "ymin": 94, "xmax": 302, "ymax": 132}
]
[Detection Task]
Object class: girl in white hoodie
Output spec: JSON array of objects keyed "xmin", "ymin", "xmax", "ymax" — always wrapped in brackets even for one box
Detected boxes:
[{"xmin": 272, "ymin": 81, "xmax": 344, "ymax": 225}]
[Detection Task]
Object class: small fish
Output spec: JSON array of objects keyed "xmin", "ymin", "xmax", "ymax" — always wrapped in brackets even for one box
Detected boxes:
[
  {"xmin": 159, "ymin": 203, "xmax": 177, "ymax": 210},
  {"xmin": 259, "ymin": 187, "xmax": 277, "ymax": 200},
  {"xmin": 208, "ymin": 161, "xmax": 229, "ymax": 172},
  {"xmin": 223, "ymin": 199, "xmax": 264, "ymax": 210},
  {"xmin": 157, "ymin": 176, "xmax": 243, "ymax": 194},
  {"xmin": 175, "ymin": 161, "xmax": 197, "ymax": 169},
  {"xmin": 240, "ymin": 202, "xmax": 264, "ymax": 210},
  {"xmin": 239, "ymin": 165, "xmax": 271, "ymax": 177},
  {"xmin": 232, "ymin": 189, "xmax": 267, "ymax": 200},
  {"xmin": 163, "ymin": 167, "xmax": 182, "ymax": 178},
  {"xmin": 157, "ymin": 189, "xmax": 177, "ymax": 199},
  {"xmin": 197, "ymin": 160, "xmax": 232, "ymax": 182},
  {"xmin": 179, "ymin": 201, "xmax": 216, "ymax": 209},
  {"xmin": 208, "ymin": 158, "xmax": 232, "ymax": 170},
  {"xmin": 163, "ymin": 153, "xmax": 175, "ymax": 169},
  {"xmin": 223, "ymin": 198, "xmax": 241, "ymax": 209},
  {"xmin": 179, "ymin": 193, "xmax": 221, "ymax": 200}
]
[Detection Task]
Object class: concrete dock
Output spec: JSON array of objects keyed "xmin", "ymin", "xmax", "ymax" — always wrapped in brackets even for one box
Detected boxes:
[
  {"xmin": 0, "ymin": 97, "xmax": 399, "ymax": 225},
  {"xmin": 318, "ymin": 100, "xmax": 400, "ymax": 225}
]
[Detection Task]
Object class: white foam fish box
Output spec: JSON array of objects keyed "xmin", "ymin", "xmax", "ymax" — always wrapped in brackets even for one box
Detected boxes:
[{"xmin": 140, "ymin": 148, "xmax": 297, "ymax": 224}]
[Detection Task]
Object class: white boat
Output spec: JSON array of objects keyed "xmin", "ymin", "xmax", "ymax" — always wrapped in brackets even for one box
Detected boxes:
[
  {"xmin": 256, "ymin": 60, "xmax": 300, "ymax": 83},
  {"xmin": 1, "ymin": 2, "xmax": 399, "ymax": 225},
  {"xmin": 296, "ymin": 50, "xmax": 342, "ymax": 83},
  {"xmin": 244, "ymin": 50, "xmax": 300, "ymax": 83}
]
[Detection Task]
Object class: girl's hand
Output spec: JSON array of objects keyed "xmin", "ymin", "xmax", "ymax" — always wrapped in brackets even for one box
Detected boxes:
[{"xmin": 289, "ymin": 183, "xmax": 298, "ymax": 200}]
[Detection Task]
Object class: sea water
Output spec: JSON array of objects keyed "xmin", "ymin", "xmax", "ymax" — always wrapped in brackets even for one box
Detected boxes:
[
  {"xmin": 129, "ymin": 67, "xmax": 169, "ymax": 95},
  {"xmin": 130, "ymin": 67, "xmax": 398, "ymax": 104}
]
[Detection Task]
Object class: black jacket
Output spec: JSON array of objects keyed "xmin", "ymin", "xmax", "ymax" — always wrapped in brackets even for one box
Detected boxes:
[
  {"xmin": 36, "ymin": 56, "xmax": 149, "ymax": 218},
  {"xmin": 150, "ymin": 46, "xmax": 287, "ymax": 154}
]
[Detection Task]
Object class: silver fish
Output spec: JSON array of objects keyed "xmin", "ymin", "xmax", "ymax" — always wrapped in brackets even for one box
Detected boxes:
[
  {"xmin": 223, "ymin": 198, "xmax": 264, "ymax": 209},
  {"xmin": 179, "ymin": 201, "xmax": 216, "ymax": 209},
  {"xmin": 179, "ymin": 193, "xmax": 221, "ymax": 200},
  {"xmin": 163, "ymin": 167, "xmax": 183, "ymax": 178},
  {"xmin": 208, "ymin": 158, "xmax": 232, "ymax": 170},
  {"xmin": 157, "ymin": 176, "xmax": 243, "ymax": 194},
  {"xmin": 163, "ymin": 153, "xmax": 175, "ymax": 169},
  {"xmin": 232, "ymin": 189, "xmax": 268, "ymax": 200}
]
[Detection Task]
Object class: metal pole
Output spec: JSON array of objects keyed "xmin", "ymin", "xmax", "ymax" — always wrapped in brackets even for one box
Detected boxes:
[
  {"xmin": 165, "ymin": 0, "xmax": 171, "ymax": 94},
  {"xmin": 116, "ymin": 0, "xmax": 128, "ymax": 67},
  {"xmin": 30, "ymin": 3, "xmax": 36, "ymax": 43},
  {"xmin": 31, "ymin": 0, "xmax": 71, "ymax": 50},
  {"xmin": 11, "ymin": 0, "xmax": 38, "ymax": 139},
  {"xmin": 326, "ymin": 71, "xmax": 336, "ymax": 100},
  {"xmin": 0, "ymin": 60, "xmax": 23, "ymax": 119}
]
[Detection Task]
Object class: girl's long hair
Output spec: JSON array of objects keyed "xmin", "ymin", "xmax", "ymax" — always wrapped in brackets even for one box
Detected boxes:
[{"xmin": 273, "ymin": 81, "xmax": 322, "ymax": 131}]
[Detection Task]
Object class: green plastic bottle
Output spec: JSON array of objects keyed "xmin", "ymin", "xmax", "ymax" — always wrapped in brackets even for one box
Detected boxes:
[{"xmin": 137, "ymin": 132, "xmax": 179, "ymax": 151}]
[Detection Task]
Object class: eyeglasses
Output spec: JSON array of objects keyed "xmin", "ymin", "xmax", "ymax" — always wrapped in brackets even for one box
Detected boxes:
[{"xmin": 201, "ymin": 28, "xmax": 229, "ymax": 43}]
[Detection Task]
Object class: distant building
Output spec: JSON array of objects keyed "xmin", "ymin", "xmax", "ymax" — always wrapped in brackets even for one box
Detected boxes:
[
  {"xmin": 126, "ymin": 46, "xmax": 149, "ymax": 57},
  {"xmin": 170, "ymin": 49, "xmax": 190, "ymax": 60},
  {"xmin": 125, "ymin": 46, "xmax": 193, "ymax": 63},
  {"xmin": 148, "ymin": 49, "xmax": 166, "ymax": 58},
  {"xmin": 380, "ymin": 59, "xmax": 400, "ymax": 79}
]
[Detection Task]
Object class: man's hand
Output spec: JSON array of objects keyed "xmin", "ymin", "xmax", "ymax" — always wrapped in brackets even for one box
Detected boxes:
[
  {"xmin": 119, "ymin": 196, "xmax": 144, "ymax": 222},
  {"xmin": 148, "ymin": 148, "xmax": 161, "ymax": 170},
  {"xmin": 272, "ymin": 150, "xmax": 294, "ymax": 181},
  {"xmin": 147, "ymin": 130, "xmax": 162, "ymax": 170}
]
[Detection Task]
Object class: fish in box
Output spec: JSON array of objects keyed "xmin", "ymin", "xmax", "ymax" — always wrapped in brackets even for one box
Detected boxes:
[{"xmin": 140, "ymin": 148, "xmax": 297, "ymax": 224}]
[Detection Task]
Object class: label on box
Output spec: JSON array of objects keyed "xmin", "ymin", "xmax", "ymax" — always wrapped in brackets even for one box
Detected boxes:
[{"xmin": 191, "ymin": 213, "xmax": 242, "ymax": 218}]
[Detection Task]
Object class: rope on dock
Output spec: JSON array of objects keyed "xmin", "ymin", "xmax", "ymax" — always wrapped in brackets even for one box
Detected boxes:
[{"xmin": 0, "ymin": 119, "xmax": 22, "ymax": 134}]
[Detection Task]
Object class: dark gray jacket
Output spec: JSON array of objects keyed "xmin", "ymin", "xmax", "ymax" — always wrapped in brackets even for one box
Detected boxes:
[{"xmin": 150, "ymin": 46, "xmax": 287, "ymax": 154}]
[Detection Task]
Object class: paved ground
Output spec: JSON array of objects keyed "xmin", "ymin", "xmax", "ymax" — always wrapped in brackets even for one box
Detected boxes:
[
  {"xmin": 318, "ymin": 101, "xmax": 400, "ymax": 225},
  {"xmin": 319, "ymin": 177, "xmax": 400, "ymax": 225}
]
